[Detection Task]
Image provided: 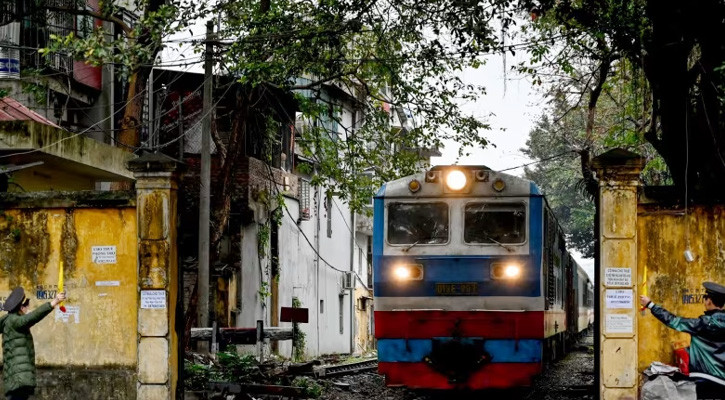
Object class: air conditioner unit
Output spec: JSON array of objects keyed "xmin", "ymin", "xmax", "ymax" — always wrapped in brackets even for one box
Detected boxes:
[{"xmin": 342, "ymin": 271, "xmax": 354, "ymax": 290}]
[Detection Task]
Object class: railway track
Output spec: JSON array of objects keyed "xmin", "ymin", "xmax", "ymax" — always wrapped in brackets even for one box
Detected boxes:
[{"xmin": 317, "ymin": 359, "xmax": 378, "ymax": 378}]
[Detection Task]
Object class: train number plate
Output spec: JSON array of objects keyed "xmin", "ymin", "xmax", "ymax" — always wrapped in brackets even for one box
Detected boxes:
[{"xmin": 435, "ymin": 282, "xmax": 478, "ymax": 296}]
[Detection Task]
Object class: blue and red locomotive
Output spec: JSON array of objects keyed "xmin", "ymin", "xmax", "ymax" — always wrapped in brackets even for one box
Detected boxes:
[{"xmin": 373, "ymin": 165, "xmax": 593, "ymax": 390}]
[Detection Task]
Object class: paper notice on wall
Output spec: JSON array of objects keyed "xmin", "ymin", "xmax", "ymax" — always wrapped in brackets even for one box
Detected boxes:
[
  {"xmin": 55, "ymin": 306, "xmax": 80, "ymax": 324},
  {"xmin": 605, "ymin": 268, "xmax": 632, "ymax": 287},
  {"xmin": 95, "ymin": 281, "xmax": 120, "ymax": 287},
  {"xmin": 606, "ymin": 314, "xmax": 633, "ymax": 333},
  {"xmin": 606, "ymin": 289, "xmax": 634, "ymax": 309},
  {"xmin": 141, "ymin": 290, "xmax": 166, "ymax": 309},
  {"xmin": 91, "ymin": 246, "xmax": 117, "ymax": 264}
]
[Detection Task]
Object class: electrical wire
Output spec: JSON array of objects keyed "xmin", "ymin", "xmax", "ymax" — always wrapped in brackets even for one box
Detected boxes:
[
  {"xmin": 262, "ymin": 162, "xmax": 349, "ymax": 275},
  {"xmin": 497, "ymin": 151, "xmax": 575, "ymax": 173}
]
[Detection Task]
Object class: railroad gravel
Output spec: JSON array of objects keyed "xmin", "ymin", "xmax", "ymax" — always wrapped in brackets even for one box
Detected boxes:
[{"xmin": 319, "ymin": 334, "xmax": 595, "ymax": 400}]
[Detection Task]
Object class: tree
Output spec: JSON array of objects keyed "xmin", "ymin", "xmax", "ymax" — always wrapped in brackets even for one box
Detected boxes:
[
  {"xmin": 522, "ymin": 59, "xmax": 670, "ymax": 257},
  {"xmin": 200, "ymin": 0, "xmax": 532, "ymax": 251},
  {"xmin": 518, "ymin": 0, "xmax": 725, "ymax": 196}
]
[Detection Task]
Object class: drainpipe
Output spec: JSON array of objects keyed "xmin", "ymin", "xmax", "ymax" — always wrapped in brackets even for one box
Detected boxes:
[
  {"xmin": 350, "ymin": 208, "xmax": 356, "ymax": 355},
  {"xmin": 314, "ymin": 172, "xmax": 321, "ymax": 355},
  {"xmin": 349, "ymin": 108, "xmax": 358, "ymax": 356}
]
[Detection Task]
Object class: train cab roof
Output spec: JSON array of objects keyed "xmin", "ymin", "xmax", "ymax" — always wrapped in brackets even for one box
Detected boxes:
[{"xmin": 376, "ymin": 165, "xmax": 543, "ymax": 198}]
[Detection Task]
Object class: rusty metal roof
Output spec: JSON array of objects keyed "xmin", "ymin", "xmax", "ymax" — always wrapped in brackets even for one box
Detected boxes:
[{"xmin": 0, "ymin": 97, "xmax": 60, "ymax": 128}]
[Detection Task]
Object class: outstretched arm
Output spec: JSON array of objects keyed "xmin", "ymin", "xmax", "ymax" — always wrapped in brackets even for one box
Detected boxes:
[
  {"xmin": 16, "ymin": 292, "xmax": 66, "ymax": 329},
  {"xmin": 640, "ymin": 295, "xmax": 707, "ymax": 334}
]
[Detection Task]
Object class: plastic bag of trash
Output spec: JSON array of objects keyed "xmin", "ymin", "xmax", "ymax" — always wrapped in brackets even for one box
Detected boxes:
[
  {"xmin": 640, "ymin": 375, "xmax": 696, "ymax": 400},
  {"xmin": 643, "ymin": 361, "xmax": 682, "ymax": 377}
]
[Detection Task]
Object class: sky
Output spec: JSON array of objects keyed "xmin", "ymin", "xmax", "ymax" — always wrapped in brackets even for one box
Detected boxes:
[{"xmin": 429, "ymin": 54, "xmax": 595, "ymax": 280}]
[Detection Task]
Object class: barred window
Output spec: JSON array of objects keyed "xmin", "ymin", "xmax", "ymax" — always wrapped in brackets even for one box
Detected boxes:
[{"xmin": 299, "ymin": 180, "xmax": 311, "ymax": 221}]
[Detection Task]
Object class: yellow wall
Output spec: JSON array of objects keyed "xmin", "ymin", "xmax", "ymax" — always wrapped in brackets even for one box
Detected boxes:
[
  {"xmin": 0, "ymin": 207, "xmax": 138, "ymax": 367},
  {"xmin": 637, "ymin": 204, "xmax": 725, "ymax": 372},
  {"xmin": 11, "ymin": 167, "xmax": 96, "ymax": 192},
  {"xmin": 354, "ymin": 288, "xmax": 374, "ymax": 354}
]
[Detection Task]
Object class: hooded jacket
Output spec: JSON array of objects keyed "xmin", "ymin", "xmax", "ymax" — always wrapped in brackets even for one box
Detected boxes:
[
  {"xmin": 0, "ymin": 303, "xmax": 53, "ymax": 395},
  {"xmin": 650, "ymin": 304, "xmax": 725, "ymax": 379}
]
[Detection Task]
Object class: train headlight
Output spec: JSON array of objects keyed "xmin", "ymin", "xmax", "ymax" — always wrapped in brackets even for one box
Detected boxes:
[
  {"xmin": 393, "ymin": 264, "xmax": 424, "ymax": 281},
  {"xmin": 504, "ymin": 265, "xmax": 521, "ymax": 279},
  {"xmin": 445, "ymin": 170, "xmax": 467, "ymax": 191},
  {"xmin": 492, "ymin": 263, "xmax": 522, "ymax": 280}
]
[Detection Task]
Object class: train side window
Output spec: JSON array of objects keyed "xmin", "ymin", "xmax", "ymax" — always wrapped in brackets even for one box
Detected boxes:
[
  {"xmin": 387, "ymin": 202, "xmax": 449, "ymax": 245},
  {"xmin": 463, "ymin": 202, "xmax": 526, "ymax": 244}
]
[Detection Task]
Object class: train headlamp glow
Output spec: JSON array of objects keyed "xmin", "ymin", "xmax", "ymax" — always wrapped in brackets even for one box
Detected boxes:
[
  {"xmin": 408, "ymin": 179, "xmax": 421, "ymax": 193},
  {"xmin": 445, "ymin": 170, "xmax": 467, "ymax": 191},
  {"xmin": 504, "ymin": 264, "xmax": 521, "ymax": 279},
  {"xmin": 492, "ymin": 263, "xmax": 522, "ymax": 280},
  {"xmin": 393, "ymin": 264, "xmax": 424, "ymax": 281}
]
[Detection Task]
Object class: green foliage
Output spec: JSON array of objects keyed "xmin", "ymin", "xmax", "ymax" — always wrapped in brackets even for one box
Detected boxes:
[
  {"xmin": 258, "ymin": 280, "xmax": 271, "ymax": 300},
  {"xmin": 292, "ymin": 297, "xmax": 306, "ymax": 362},
  {"xmin": 183, "ymin": 360, "xmax": 212, "ymax": 391},
  {"xmin": 215, "ymin": 351, "xmax": 259, "ymax": 380},
  {"xmin": 257, "ymin": 223, "xmax": 270, "ymax": 258},
  {"xmin": 522, "ymin": 62, "xmax": 670, "ymax": 258},
  {"xmin": 41, "ymin": 1, "xmax": 202, "ymax": 82},
  {"xmin": 0, "ymin": 89, "xmax": 7, "ymax": 99},
  {"xmin": 207, "ymin": 0, "xmax": 513, "ymax": 211},
  {"xmin": 517, "ymin": 0, "xmax": 725, "ymax": 192},
  {"xmin": 184, "ymin": 351, "xmax": 261, "ymax": 391},
  {"xmin": 291, "ymin": 376, "xmax": 323, "ymax": 398}
]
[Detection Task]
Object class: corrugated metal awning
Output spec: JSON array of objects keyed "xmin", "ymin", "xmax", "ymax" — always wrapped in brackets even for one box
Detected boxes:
[{"xmin": 0, "ymin": 96, "xmax": 60, "ymax": 128}]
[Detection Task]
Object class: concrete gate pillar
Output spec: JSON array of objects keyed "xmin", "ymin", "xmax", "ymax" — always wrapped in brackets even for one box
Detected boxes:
[
  {"xmin": 128, "ymin": 153, "xmax": 181, "ymax": 400},
  {"xmin": 592, "ymin": 149, "xmax": 645, "ymax": 400}
]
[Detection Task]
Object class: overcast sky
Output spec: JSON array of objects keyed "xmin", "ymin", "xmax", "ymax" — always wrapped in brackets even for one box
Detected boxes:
[{"xmin": 429, "ymin": 54, "xmax": 595, "ymax": 280}]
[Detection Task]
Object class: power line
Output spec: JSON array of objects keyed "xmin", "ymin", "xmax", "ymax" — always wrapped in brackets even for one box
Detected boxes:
[
  {"xmin": 262, "ymin": 162, "xmax": 348, "ymax": 275},
  {"xmin": 497, "ymin": 151, "xmax": 576, "ymax": 173}
]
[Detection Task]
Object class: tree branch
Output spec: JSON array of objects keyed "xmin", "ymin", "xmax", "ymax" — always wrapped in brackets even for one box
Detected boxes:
[{"xmin": 44, "ymin": 6, "xmax": 132, "ymax": 35}]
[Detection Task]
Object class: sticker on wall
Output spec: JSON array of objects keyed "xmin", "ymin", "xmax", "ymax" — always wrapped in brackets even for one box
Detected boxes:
[
  {"xmin": 95, "ymin": 281, "xmax": 120, "ymax": 287},
  {"xmin": 55, "ymin": 306, "xmax": 80, "ymax": 324},
  {"xmin": 141, "ymin": 290, "xmax": 166, "ymax": 309},
  {"xmin": 604, "ymin": 268, "xmax": 632, "ymax": 287},
  {"xmin": 605, "ymin": 314, "xmax": 633, "ymax": 333},
  {"xmin": 605, "ymin": 289, "xmax": 634, "ymax": 309},
  {"xmin": 91, "ymin": 246, "xmax": 117, "ymax": 264}
]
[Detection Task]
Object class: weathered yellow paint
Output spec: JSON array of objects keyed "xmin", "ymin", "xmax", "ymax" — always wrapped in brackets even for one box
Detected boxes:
[
  {"xmin": 11, "ymin": 167, "xmax": 97, "ymax": 192},
  {"xmin": 593, "ymin": 149, "xmax": 645, "ymax": 400},
  {"xmin": 637, "ymin": 205, "xmax": 725, "ymax": 373},
  {"xmin": 354, "ymin": 288, "xmax": 374, "ymax": 354},
  {"xmin": 0, "ymin": 207, "xmax": 138, "ymax": 367},
  {"xmin": 130, "ymin": 158, "xmax": 180, "ymax": 400}
]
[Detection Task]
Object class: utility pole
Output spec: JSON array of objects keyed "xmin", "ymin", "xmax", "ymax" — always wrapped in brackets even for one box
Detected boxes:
[{"xmin": 198, "ymin": 20, "xmax": 214, "ymax": 333}]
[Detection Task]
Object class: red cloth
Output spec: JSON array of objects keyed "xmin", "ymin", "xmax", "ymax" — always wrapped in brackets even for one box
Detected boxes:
[{"xmin": 674, "ymin": 347, "xmax": 690, "ymax": 375}]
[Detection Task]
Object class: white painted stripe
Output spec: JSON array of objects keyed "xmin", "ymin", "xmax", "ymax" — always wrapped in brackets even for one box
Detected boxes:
[
  {"xmin": 689, "ymin": 372, "xmax": 725, "ymax": 387},
  {"xmin": 375, "ymin": 296, "xmax": 545, "ymax": 312}
]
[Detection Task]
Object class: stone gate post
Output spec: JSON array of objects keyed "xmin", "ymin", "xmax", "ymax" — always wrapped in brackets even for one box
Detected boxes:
[
  {"xmin": 592, "ymin": 149, "xmax": 645, "ymax": 400},
  {"xmin": 128, "ymin": 153, "xmax": 181, "ymax": 400}
]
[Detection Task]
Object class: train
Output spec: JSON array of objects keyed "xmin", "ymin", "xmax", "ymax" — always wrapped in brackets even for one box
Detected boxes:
[{"xmin": 372, "ymin": 165, "xmax": 594, "ymax": 391}]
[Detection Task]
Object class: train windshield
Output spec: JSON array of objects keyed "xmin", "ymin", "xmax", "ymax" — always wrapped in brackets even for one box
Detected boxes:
[
  {"xmin": 464, "ymin": 202, "xmax": 526, "ymax": 244},
  {"xmin": 387, "ymin": 202, "xmax": 449, "ymax": 245}
]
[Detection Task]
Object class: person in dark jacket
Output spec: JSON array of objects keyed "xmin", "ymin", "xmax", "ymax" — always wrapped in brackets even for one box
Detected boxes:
[
  {"xmin": 0, "ymin": 287, "xmax": 65, "ymax": 400},
  {"xmin": 640, "ymin": 281, "xmax": 725, "ymax": 400}
]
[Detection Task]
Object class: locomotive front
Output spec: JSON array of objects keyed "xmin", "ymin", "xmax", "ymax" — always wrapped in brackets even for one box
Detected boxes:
[{"xmin": 373, "ymin": 166, "xmax": 547, "ymax": 390}]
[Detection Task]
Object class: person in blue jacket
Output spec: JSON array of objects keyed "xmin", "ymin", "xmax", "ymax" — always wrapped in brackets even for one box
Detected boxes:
[{"xmin": 641, "ymin": 281, "xmax": 725, "ymax": 400}]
